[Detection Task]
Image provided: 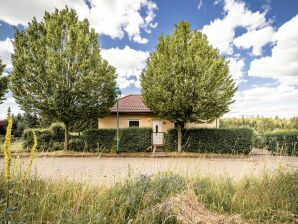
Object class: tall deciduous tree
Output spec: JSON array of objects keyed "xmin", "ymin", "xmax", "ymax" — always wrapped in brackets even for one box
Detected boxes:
[
  {"xmin": 141, "ymin": 21, "xmax": 237, "ymax": 152},
  {"xmin": 0, "ymin": 59, "xmax": 8, "ymax": 104},
  {"xmin": 11, "ymin": 8, "xmax": 117, "ymax": 150}
]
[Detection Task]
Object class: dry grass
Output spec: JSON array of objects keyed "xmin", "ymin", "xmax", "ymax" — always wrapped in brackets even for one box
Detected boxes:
[
  {"xmin": 1, "ymin": 148, "xmax": 254, "ymax": 159},
  {"xmin": 0, "ymin": 140, "xmax": 24, "ymax": 153},
  {"xmin": 0, "ymin": 170, "xmax": 297, "ymax": 223},
  {"xmin": 138, "ymin": 191, "xmax": 245, "ymax": 224}
]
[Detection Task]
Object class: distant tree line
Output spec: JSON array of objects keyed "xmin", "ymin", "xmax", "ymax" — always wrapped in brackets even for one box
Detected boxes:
[
  {"xmin": 220, "ymin": 116, "xmax": 298, "ymax": 134},
  {"xmin": 0, "ymin": 113, "xmax": 39, "ymax": 137}
]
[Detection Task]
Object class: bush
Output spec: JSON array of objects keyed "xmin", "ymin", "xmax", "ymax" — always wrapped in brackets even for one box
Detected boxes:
[
  {"xmin": 69, "ymin": 138, "xmax": 86, "ymax": 151},
  {"xmin": 253, "ymin": 135, "xmax": 266, "ymax": 148},
  {"xmin": 22, "ymin": 129, "xmax": 55, "ymax": 151},
  {"xmin": 49, "ymin": 122, "xmax": 65, "ymax": 142},
  {"xmin": 52, "ymin": 142, "xmax": 64, "ymax": 151},
  {"xmin": 265, "ymin": 133, "xmax": 298, "ymax": 156},
  {"xmin": 119, "ymin": 128, "xmax": 152, "ymax": 152},
  {"xmin": 165, "ymin": 128, "xmax": 253, "ymax": 154},
  {"xmin": 83, "ymin": 129, "xmax": 116, "ymax": 151},
  {"xmin": 82, "ymin": 128, "xmax": 152, "ymax": 152}
]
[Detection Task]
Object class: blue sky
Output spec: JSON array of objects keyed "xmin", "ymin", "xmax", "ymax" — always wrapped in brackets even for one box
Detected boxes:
[{"xmin": 0, "ymin": 0, "xmax": 298, "ymax": 119}]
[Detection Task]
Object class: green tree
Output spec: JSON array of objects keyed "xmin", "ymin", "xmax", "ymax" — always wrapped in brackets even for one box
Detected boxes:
[
  {"xmin": 70, "ymin": 117, "xmax": 98, "ymax": 135},
  {"xmin": 11, "ymin": 8, "xmax": 116, "ymax": 150},
  {"xmin": 141, "ymin": 21, "xmax": 236, "ymax": 152},
  {"xmin": 0, "ymin": 59, "xmax": 8, "ymax": 104}
]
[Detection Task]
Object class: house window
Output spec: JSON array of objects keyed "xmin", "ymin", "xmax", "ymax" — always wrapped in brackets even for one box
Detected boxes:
[{"xmin": 128, "ymin": 120, "xmax": 139, "ymax": 127}]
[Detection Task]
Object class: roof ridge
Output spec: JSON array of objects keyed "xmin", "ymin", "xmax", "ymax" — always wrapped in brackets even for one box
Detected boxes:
[
  {"xmin": 111, "ymin": 94, "xmax": 151, "ymax": 113},
  {"xmin": 118, "ymin": 94, "xmax": 141, "ymax": 100}
]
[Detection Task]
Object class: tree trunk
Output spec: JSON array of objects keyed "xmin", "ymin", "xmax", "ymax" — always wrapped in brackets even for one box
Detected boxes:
[
  {"xmin": 177, "ymin": 122, "xmax": 182, "ymax": 152},
  {"xmin": 64, "ymin": 121, "xmax": 69, "ymax": 151}
]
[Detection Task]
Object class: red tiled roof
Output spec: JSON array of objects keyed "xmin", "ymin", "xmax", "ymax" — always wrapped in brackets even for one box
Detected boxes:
[{"xmin": 111, "ymin": 95, "xmax": 152, "ymax": 113}]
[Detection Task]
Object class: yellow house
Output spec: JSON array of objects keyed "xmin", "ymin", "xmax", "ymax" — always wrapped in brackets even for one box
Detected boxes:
[{"xmin": 98, "ymin": 95, "xmax": 219, "ymax": 146}]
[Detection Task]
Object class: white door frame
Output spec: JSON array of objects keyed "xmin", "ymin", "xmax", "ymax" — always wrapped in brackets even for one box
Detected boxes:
[{"xmin": 152, "ymin": 120, "xmax": 164, "ymax": 146}]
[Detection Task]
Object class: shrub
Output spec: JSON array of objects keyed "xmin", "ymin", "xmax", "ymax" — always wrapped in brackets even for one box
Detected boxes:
[
  {"xmin": 119, "ymin": 128, "xmax": 152, "ymax": 152},
  {"xmin": 82, "ymin": 128, "xmax": 152, "ymax": 152},
  {"xmin": 69, "ymin": 138, "xmax": 86, "ymax": 151},
  {"xmin": 49, "ymin": 122, "xmax": 65, "ymax": 142},
  {"xmin": 253, "ymin": 135, "xmax": 267, "ymax": 148},
  {"xmin": 83, "ymin": 129, "xmax": 116, "ymax": 151},
  {"xmin": 22, "ymin": 129, "xmax": 54, "ymax": 151},
  {"xmin": 52, "ymin": 142, "xmax": 64, "ymax": 151},
  {"xmin": 265, "ymin": 133, "xmax": 298, "ymax": 156},
  {"xmin": 165, "ymin": 128, "xmax": 253, "ymax": 154}
]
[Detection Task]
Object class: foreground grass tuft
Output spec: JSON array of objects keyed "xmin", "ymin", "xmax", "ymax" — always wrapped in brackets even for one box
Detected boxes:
[{"xmin": 0, "ymin": 171, "xmax": 297, "ymax": 223}]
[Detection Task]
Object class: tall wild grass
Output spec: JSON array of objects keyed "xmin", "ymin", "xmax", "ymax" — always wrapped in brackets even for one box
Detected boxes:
[{"xmin": 0, "ymin": 170, "xmax": 297, "ymax": 223}]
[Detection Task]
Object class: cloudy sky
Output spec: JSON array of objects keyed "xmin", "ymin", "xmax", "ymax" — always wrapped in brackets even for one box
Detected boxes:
[{"xmin": 0, "ymin": 0, "xmax": 297, "ymax": 119}]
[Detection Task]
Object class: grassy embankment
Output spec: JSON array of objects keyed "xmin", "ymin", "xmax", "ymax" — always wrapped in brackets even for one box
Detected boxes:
[{"xmin": 0, "ymin": 169, "xmax": 297, "ymax": 223}]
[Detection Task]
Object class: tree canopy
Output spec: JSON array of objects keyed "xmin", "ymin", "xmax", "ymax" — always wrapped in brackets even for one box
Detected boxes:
[
  {"xmin": 141, "ymin": 21, "xmax": 237, "ymax": 151},
  {"xmin": 0, "ymin": 59, "xmax": 8, "ymax": 104},
  {"xmin": 11, "ymin": 8, "xmax": 117, "ymax": 149}
]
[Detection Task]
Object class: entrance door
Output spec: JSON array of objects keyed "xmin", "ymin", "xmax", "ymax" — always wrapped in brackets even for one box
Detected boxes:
[{"xmin": 152, "ymin": 120, "xmax": 163, "ymax": 145}]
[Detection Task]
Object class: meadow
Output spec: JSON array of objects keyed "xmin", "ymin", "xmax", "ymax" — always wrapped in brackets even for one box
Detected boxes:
[{"xmin": 0, "ymin": 169, "xmax": 297, "ymax": 223}]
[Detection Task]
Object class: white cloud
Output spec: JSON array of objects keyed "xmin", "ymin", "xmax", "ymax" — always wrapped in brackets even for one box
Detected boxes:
[
  {"xmin": 0, "ymin": 0, "xmax": 158, "ymax": 44},
  {"xmin": 0, "ymin": 38, "xmax": 13, "ymax": 68},
  {"xmin": 0, "ymin": 92, "xmax": 23, "ymax": 119},
  {"xmin": 202, "ymin": 0, "xmax": 268, "ymax": 54},
  {"xmin": 213, "ymin": 0, "xmax": 222, "ymax": 5},
  {"xmin": 248, "ymin": 15, "xmax": 298, "ymax": 85},
  {"xmin": 234, "ymin": 26, "xmax": 274, "ymax": 56},
  {"xmin": 227, "ymin": 57, "xmax": 245, "ymax": 85},
  {"xmin": 197, "ymin": 0, "xmax": 203, "ymax": 10},
  {"xmin": 226, "ymin": 84, "xmax": 298, "ymax": 118},
  {"xmin": 101, "ymin": 46, "xmax": 149, "ymax": 89}
]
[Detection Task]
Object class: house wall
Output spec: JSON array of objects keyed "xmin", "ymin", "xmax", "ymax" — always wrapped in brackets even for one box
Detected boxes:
[{"xmin": 98, "ymin": 113, "xmax": 218, "ymax": 132}]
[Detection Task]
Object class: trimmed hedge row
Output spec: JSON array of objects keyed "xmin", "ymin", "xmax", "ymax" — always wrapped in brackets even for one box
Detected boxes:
[
  {"xmin": 265, "ymin": 134, "xmax": 298, "ymax": 156},
  {"xmin": 165, "ymin": 128, "xmax": 253, "ymax": 154},
  {"xmin": 82, "ymin": 128, "xmax": 152, "ymax": 152},
  {"xmin": 119, "ymin": 128, "xmax": 152, "ymax": 152},
  {"xmin": 22, "ymin": 125, "xmax": 254, "ymax": 154},
  {"xmin": 83, "ymin": 129, "xmax": 116, "ymax": 151},
  {"xmin": 22, "ymin": 127, "xmax": 152, "ymax": 152},
  {"xmin": 253, "ymin": 130, "xmax": 298, "ymax": 156}
]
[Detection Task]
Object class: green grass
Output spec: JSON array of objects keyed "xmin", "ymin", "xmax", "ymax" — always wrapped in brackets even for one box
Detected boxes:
[{"xmin": 0, "ymin": 170, "xmax": 297, "ymax": 223}]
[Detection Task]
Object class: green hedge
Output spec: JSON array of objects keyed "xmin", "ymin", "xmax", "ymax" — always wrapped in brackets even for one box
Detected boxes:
[
  {"xmin": 49, "ymin": 122, "xmax": 65, "ymax": 142},
  {"xmin": 22, "ymin": 122, "xmax": 66, "ymax": 151},
  {"xmin": 253, "ymin": 130, "xmax": 298, "ymax": 156},
  {"xmin": 69, "ymin": 138, "xmax": 86, "ymax": 151},
  {"xmin": 119, "ymin": 128, "xmax": 152, "ymax": 152},
  {"xmin": 265, "ymin": 134, "xmax": 298, "ymax": 156},
  {"xmin": 83, "ymin": 128, "xmax": 152, "ymax": 152},
  {"xmin": 165, "ymin": 128, "xmax": 253, "ymax": 154},
  {"xmin": 22, "ymin": 127, "xmax": 152, "ymax": 152},
  {"xmin": 22, "ymin": 129, "xmax": 54, "ymax": 151},
  {"xmin": 83, "ymin": 129, "xmax": 116, "ymax": 151}
]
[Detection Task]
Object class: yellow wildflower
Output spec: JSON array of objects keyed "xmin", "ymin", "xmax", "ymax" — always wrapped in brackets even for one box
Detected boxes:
[
  {"xmin": 26, "ymin": 131, "xmax": 37, "ymax": 175},
  {"xmin": 2, "ymin": 108, "xmax": 12, "ymax": 179}
]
